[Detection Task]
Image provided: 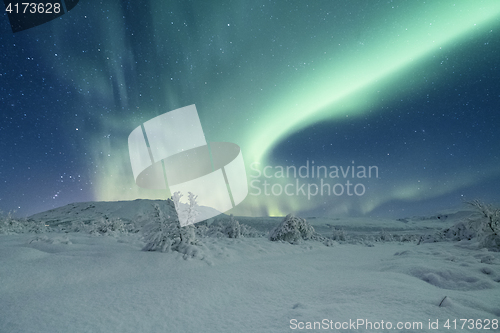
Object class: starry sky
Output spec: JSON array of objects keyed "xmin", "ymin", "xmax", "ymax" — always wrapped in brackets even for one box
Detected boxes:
[{"xmin": 1, "ymin": 0, "xmax": 499, "ymax": 218}]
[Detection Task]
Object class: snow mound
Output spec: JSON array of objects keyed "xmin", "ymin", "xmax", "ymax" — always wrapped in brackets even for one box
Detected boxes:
[
  {"xmin": 29, "ymin": 235, "xmax": 72, "ymax": 245},
  {"xmin": 409, "ymin": 267, "xmax": 495, "ymax": 291}
]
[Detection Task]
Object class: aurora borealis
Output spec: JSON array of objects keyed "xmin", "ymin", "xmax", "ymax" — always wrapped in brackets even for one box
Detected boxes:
[{"xmin": 1, "ymin": 0, "xmax": 500, "ymax": 217}]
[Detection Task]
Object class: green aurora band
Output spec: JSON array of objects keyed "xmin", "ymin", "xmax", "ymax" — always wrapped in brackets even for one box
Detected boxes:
[{"xmin": 46, "ymin": 0, "xmax": 500, "ymax": 216}]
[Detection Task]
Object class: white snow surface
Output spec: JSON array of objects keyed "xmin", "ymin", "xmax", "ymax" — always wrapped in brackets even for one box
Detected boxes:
[{"xmin": 1, "ymin": 200, "xmax": 499, "ymax": 333}]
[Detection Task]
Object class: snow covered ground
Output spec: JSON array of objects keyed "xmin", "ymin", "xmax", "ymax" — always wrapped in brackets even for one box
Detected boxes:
[{"xmin": 1, "ymin": 201, "xmax": 499, "ymax": 333}]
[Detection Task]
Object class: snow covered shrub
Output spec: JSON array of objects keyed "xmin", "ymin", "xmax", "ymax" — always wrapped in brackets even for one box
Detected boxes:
[
  {"xmin": 198, "ymin": 218, "xmax": 229, "ymax": 238},
  {"xmin": 420, "ymin": 200, "xmax": 500, "ymax": 249},
  {"xmin": 323, "ymin": 238, "xmax": 337, "ymax": 247},
  {"xmin": 93, "ymin": 217, "xmax": 128, "ymax": 235},
  {"xmin": 466, "ymin": 200, "xmax": 500, "ymax": 249},
  {"xmin": 24, "ymin": 219, "xmax": 50, "ymax": 234},
  {"xmin": 179, "ymin": 223, "xmax": 197, "ymax": 244},
  {"xmin": 142, "ymin": 194, "xmax": 200, "ymax": 255},
  {"xmin": 377, "ymin": 229, "xmax": 394, "ymax": 242},
  {"xmin": 142, "ymin": 201, "xmax": 182, "ymax": 252},
  {"xmin": 0, "ymin": 211, "xmax": 24, "ymax": 234},
  {"xmin": 69, "ymin": 220, "xmax": 87, "ymax": 233},
  {"xmin": 198, "ymin": 215, "xmax": 262, "ymax": 239},
  {"xmin": 84, "ymin": 221, "xmax": 99, "ymax": 234},
  {"xmin": 441, "ymin": 220, "xmax": 480, "ymax": 241},
  {"xmin": 238, "ymin": 223, "xmax": 263, "ymax": 238},
  {"xmin": 332, "ymin": 228, "xmax": 347, "ymax": 242},
  {"xmin": 417, "ymin": 233, "xmax": 446, "ymax": 245},
  {"xmin": 125, "ymin": 220, "xmax": 140, "ymax": 233},
  {"xmin": 269, "ymin": 214, "xmax": 315, "ymax": 244},
  {"xmin": 0, "ymin": 211, "xmax": 49, "ymax": 234},
  {"xmin": 225, "ymin": 215, "xmax": 241, "ymax": 238},
  {"xmin": 394, "ymin": 234, "xmax": 420, "ymax": 243}
]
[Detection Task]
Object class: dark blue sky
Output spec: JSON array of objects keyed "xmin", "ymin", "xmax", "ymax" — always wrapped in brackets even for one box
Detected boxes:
[{"xmin": 1, "ymin": 0, "xmax": 499, "ymax": 218}]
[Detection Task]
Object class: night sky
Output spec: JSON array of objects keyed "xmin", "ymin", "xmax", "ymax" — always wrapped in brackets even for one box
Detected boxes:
[{"xmin": 1, "ymin": 0, "xmax": 499, "ymax": 218}]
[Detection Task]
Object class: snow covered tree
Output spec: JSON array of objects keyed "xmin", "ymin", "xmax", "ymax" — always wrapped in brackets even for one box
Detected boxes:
[
  {"xmin": 184, "ymin": 192, "xmax": 200, "ymax": 227},
  {"xmin": 423, "ymin": 200, "xmax": 500, "ymax": 249},
  {"xmin": 142, "ymin": 193, "xmax": 199, "ymax": 253},
  {"xmin": 466, "ymin": 200, "xmax": 500, "ymax": 249},
  {"xmin": 142, "ymin": 200, "xmax": 181, "ymax": 252},
  {"xmin": 172, "ymin": 191, "xmax": 200, "ymax": 227},
  {"xmin": 171, "ymin": 191, "xmax": 182, "ymax": 215},
  {"xmin": 225, "ymin": 214, "xmax": 241, "ymax": 238},
  {"xmin": 269, "ymin": 214, "xmax": 315, "ymax": 244}
]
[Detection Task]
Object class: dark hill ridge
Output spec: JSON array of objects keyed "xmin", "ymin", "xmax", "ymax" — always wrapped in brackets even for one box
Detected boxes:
[{"xmin": 28, "ymin": 199, "xmax": 223, "ymax": 226}]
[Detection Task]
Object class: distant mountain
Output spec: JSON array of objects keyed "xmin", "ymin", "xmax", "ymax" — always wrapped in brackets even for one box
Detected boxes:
[{"xmin": 28, "ymin": 199, "xmax": 224, "ymax": 226}]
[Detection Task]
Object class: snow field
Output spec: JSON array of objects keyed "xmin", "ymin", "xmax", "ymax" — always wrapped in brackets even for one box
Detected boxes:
[{"xmin": 1, "ymin": 232, "xmax": 499, "ymax": 333}]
